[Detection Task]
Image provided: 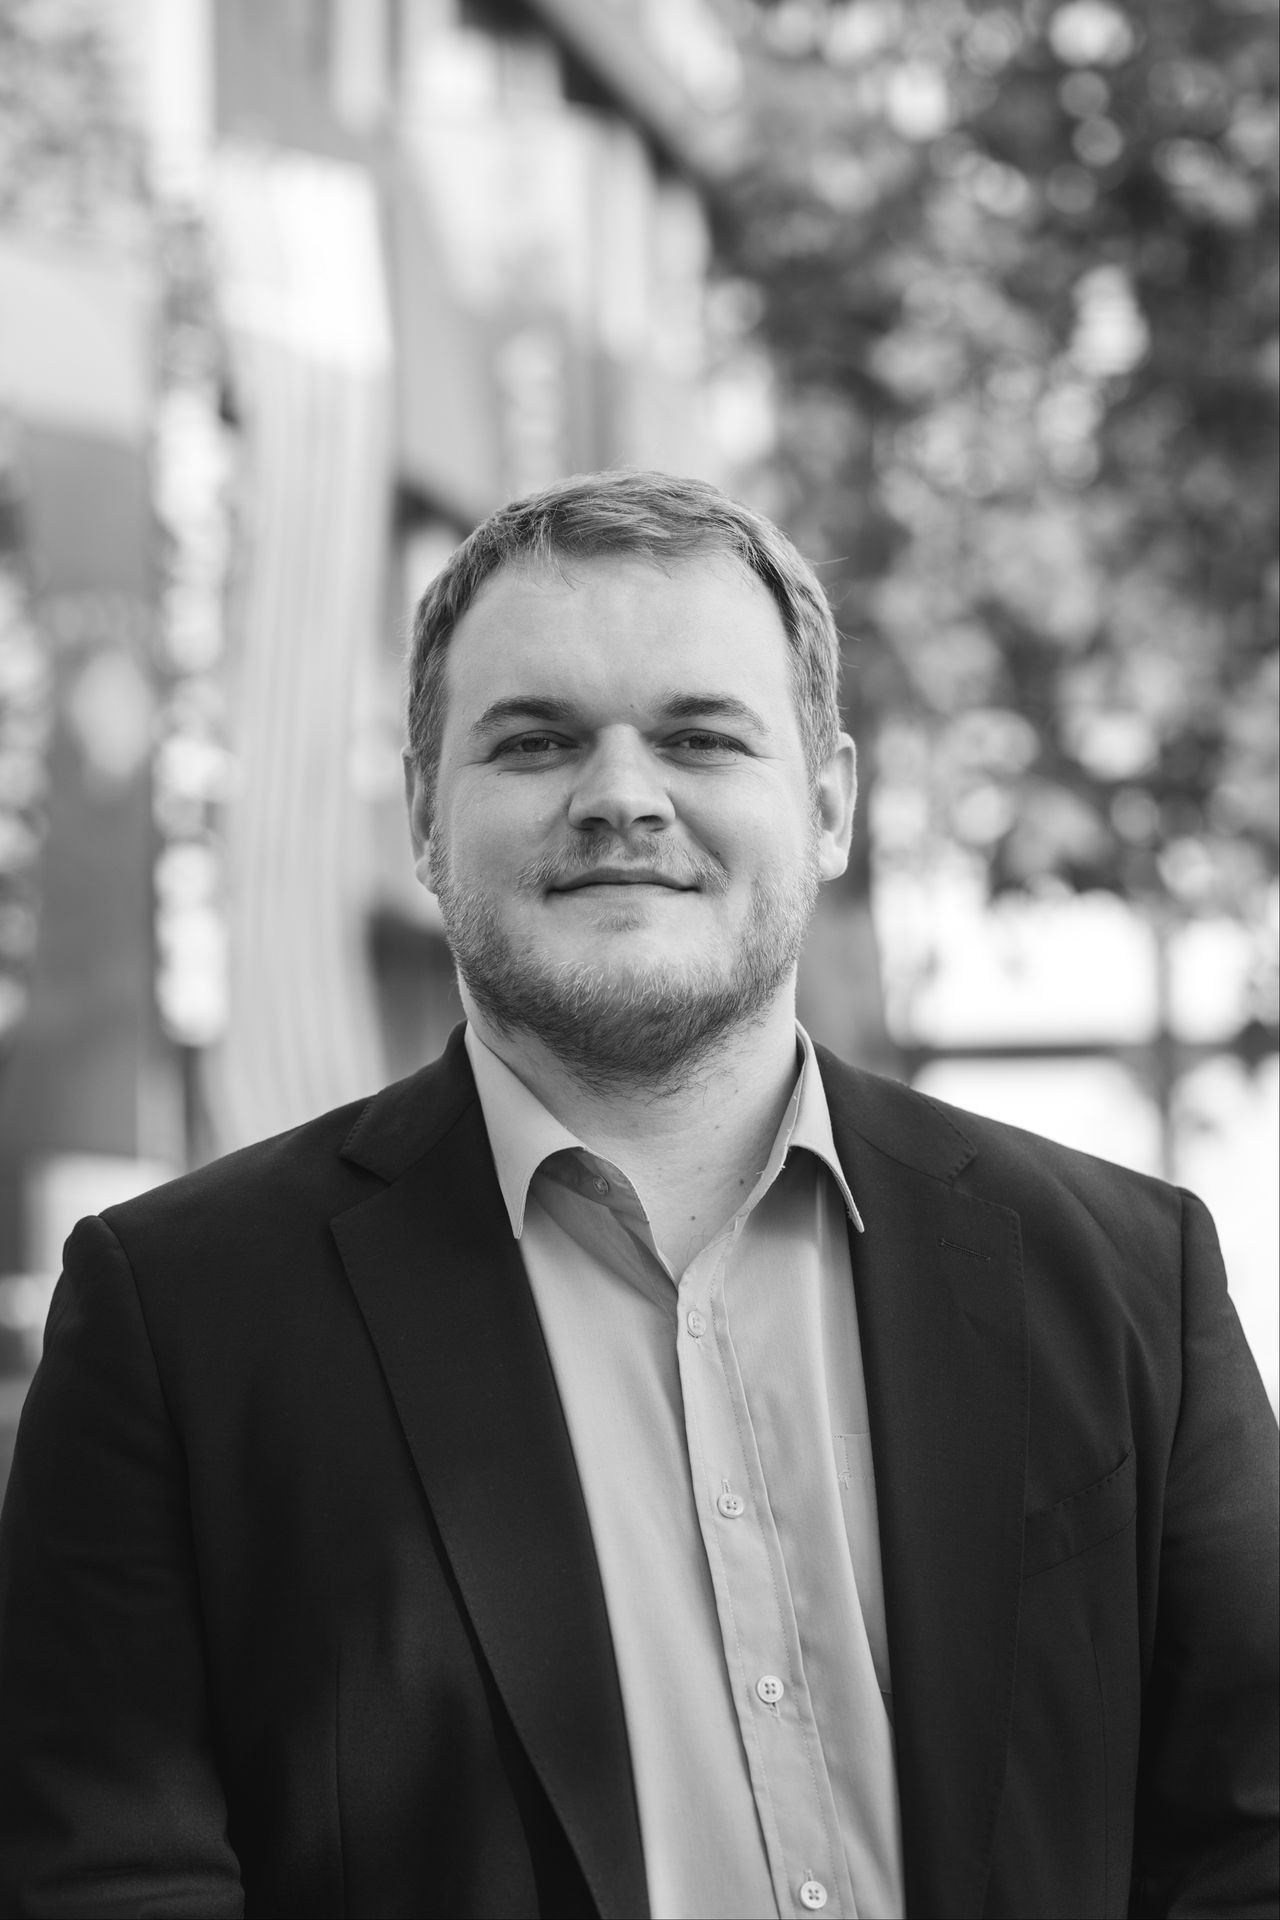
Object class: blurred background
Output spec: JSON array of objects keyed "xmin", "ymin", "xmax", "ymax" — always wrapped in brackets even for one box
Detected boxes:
[{"xmin": 0, "ymin": 0, "xmax": 1276, "ymax": 1489}]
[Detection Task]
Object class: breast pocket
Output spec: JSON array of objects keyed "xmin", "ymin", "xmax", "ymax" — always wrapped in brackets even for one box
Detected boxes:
[{"xmin": 1022, "ymin": 1448, "xmax": 1137, "ymax": 1580}]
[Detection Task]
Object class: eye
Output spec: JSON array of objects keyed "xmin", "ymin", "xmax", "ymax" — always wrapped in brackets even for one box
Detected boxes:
[
  {"xmin": 494, "ymin": 733, "xmax": 572, "ymax": 760},
  {"xmin": 668, "ymin": 731, "xmax": 746, "ymax": 757}
]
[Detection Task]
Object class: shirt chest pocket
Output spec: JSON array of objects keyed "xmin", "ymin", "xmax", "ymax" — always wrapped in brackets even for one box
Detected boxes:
[{"xmin": 1022, "ymin": 1447, "xmax": 1137, "ymax": 1579}]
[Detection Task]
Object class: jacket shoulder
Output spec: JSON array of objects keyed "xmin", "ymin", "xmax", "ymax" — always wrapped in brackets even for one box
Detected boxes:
[
  {"xmin": 926, "ymin": 1081, "xmax": 1175, "ymax": 1210},
  {"xmin": 820, "ymin": 1051, "xmax": 1185, "ymax": 1244},
  {"xmin": 97, "ymin": 1027, "xmax": 477, "ymax": 1254},
  {"xmin": 99, "ymin": 1093, "xmax": 379, "ymax": 1248}
]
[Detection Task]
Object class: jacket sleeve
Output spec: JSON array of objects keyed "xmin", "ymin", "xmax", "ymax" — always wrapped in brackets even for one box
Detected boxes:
[
  {"xmin": 1131, "ymin": 1188, "xmax": 1280, "ymax": 1919},
  {"xmin": 0, "ymin": 1215, "xmax": 244, "ymax": 1918}
]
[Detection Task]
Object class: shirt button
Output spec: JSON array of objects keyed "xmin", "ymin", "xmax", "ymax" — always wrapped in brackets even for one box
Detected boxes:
[
  {"xmin": 799, "ymin": 1879, "xmax": 828, "ymax": 1911},
  {"xmin": 592, "ymin": 1175, "xmax": 610, "ymax": 1195},
  {"xmin": 756, "ymin": 1674, "xmax": 784, "ymax": 1705},
  {"xmin": 716, "ymin": 1487, "xmax": 746, "ymax": 1519},
  {"xmin": 686, "ymin": 1310, "xmax": 707, "ymax": 1338}
]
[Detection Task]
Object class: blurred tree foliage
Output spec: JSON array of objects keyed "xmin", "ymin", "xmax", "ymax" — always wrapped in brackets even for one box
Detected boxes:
[
  {"xmin": 0, "ymin": 0, "xmax": 146, "ymax": 1047},
  {"xmin": 717, "ymin": 0, "xmax": 1279, "ymax": 986},
  {"xmin": 0, "ymin": 0, "xmax": 144, "ymax": 243}
]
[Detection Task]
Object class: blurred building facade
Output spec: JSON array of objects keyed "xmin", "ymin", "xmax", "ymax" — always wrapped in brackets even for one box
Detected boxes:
[
  {"xmin": 1, "ymin": 0, "xmax": 1274, "ymax": 1452},
  {"xmin": 0, "ymin": 0, "xmax": 742, "ymax": 1323}
]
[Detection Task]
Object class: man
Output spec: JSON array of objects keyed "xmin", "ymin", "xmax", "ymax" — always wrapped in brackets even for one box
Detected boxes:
[{"xmin": 0, "ymin": 470, "xmax": 1275, "ymax": 1920}]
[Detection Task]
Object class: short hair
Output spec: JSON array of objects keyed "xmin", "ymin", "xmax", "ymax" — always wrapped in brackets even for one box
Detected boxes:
[{"xmin": 406, "ymin": 469, "xmax": 842, "ymax": 831}]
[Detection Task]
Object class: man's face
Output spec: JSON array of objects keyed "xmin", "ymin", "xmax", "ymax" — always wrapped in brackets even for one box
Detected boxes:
[{"xmin": 408, "ymin": 553, "xmax": 855, "ymax": 1084}]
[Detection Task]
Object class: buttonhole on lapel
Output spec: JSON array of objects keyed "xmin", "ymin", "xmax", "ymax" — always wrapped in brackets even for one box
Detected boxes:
[{"xmin": 938, "ymin": 1236, "xmax": 991, "ymax": 1262}]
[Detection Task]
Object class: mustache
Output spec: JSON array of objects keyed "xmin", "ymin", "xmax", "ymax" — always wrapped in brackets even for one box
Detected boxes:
[{"xmin": 519, "ymin": 834, "xmax": 729, "ymax": 894}]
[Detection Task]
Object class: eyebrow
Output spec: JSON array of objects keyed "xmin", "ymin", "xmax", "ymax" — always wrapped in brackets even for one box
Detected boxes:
[{"xmin": 467, "ymin": 692, "xmax": 771, "ymax": 743}]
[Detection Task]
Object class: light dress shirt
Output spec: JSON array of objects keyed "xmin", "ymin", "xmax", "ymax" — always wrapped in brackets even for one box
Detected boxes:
[{"xmin": 465, "ymin": 1024, "xmax": 904, "ymax": 1920}]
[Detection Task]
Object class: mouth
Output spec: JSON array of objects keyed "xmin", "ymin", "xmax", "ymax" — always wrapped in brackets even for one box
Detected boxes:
[{"xmin": 550, "ymin": 867, "xmax": 697, "ymax": 894}]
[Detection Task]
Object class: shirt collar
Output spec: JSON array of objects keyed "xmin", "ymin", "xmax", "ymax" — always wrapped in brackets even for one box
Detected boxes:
[
  {"xmin": 465, "ymin": 1024, "xmax": 583, "ymax": 1236},
  {"xmin": 778, "ymin": 1024, "xmax": 865, "ymax": 1233},
  {"xmin": 465, "ymin": 1020, "xmax": 864, "ymax": 1240}
]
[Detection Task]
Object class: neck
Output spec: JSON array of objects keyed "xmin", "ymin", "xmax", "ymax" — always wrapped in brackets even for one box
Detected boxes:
[{"xmin": 465, "ymin": 988, "xmax": 802, "ymax": 1269}]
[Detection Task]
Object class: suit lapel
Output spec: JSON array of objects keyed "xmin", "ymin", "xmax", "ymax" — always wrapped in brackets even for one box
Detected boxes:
[
  {"xmin": 822, "ymin": 1056, "xmax": 1029, "ymax": 1920},
  {"xmin": 331, "ymin": 1041, "xmax": 648, "ymax": 1920},
  {"xmin": 331, "ymin": 1035, "xmax": 1026, "ymax": 1920}
]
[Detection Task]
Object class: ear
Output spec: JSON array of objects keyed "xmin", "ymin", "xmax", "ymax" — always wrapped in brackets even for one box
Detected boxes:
[
  {"xmin": 815, "ymin": 733, "xmax": 857, "ymax": 882},
  {"xmin": 404, "ymin": 753, "xmax": 434, "ymax": 886}
]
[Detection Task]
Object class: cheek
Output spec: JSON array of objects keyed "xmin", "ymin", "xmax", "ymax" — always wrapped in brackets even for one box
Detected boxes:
[
  {"xmin": 443, "ymin": 777, "xmax": 560, "ymax": 868},
  {"xmin": 699, "ymin": 800, "xmax": 808, "ymax": 875}
]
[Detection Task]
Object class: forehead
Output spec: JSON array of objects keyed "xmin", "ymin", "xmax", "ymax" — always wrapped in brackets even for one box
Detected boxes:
[{"xmin": 442, "ymin": 551, "xmax": 795, "ymax": 715}]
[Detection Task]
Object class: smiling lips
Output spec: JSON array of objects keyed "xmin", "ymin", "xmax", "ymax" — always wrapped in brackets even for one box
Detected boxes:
[{"xmin": 551, "ymin": 867, "xmax": 696, "ymax": 892}]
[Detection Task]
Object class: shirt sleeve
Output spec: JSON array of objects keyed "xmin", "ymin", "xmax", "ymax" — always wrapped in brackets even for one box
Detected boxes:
[
  {"xmin": 1130, "ymin": 1187, "xmax": 1280, "ymax": 1919},
  {"xmin": 0, "ymin": 1214, "xmax": 244, "ymax": 1918}
]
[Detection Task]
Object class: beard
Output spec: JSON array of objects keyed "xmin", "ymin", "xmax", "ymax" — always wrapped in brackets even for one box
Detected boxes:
[{"xmin": 431, "ymin": 830, "xmax": 820, "ymax": 1093}]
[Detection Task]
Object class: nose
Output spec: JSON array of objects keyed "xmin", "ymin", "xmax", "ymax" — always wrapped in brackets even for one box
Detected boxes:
[{"xmin": 566, "ymin": 728, "xmax": 676, "ymax": 836}]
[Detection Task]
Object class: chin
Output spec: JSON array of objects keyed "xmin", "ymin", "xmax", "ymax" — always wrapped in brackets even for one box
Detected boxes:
[
  {"xmin": 550, "ymin": 927, "xmax": 715, "ymax": 974},
  {"xmin": 581, "ymin": 910, "xmax": 694, "ymax": 941}
]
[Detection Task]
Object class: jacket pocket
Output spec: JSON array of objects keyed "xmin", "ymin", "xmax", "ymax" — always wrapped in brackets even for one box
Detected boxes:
[{"xmin": 1022, "ymin": 1447, "xmax": 1137, "ymax": 1579}]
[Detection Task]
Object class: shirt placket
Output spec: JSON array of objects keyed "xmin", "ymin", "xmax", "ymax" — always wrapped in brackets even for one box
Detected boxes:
[{"xmin": 676, "ymin": 1226, "xmax": 859, "ymax": 1920}]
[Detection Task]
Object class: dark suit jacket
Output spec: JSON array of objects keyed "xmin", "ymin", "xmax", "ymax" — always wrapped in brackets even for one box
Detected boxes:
[{"xmin": 0, "ymin": 1029, "xmax": 1276, "ymax": 1919}]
